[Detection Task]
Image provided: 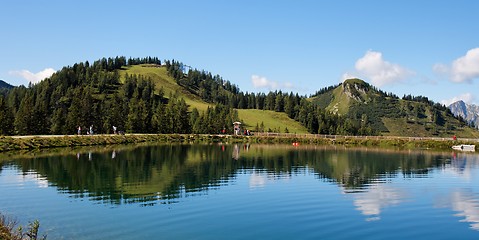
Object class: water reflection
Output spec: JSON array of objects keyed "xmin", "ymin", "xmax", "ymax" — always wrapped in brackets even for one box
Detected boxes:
[
  {"xmin": 350, "ymin": 185, "xmax": 407, "ymax": 221},
  {"xmin": 249, "ymin": 172, "xmax": 266, "ymax": 189},
  {"xmin": 449, "ymin": 153, "xmax": 479, "ymax": 180},
  {"xmin": 1, "ymin": 144, "xmax": 479, "ymax": 230},
  {"xmin": 450, "ymin": 190, "xmax": 479, "ymax": 230},
  {"xmin": 0, "ymin": 145, "xmax": 455, "ymax": 203},
  {"xmin": 439, "ymin": 152, "xmax": 479, "ymax": 230}
]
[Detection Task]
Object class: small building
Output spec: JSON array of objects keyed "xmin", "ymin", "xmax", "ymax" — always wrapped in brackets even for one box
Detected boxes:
[{"xmin": 233, "ymin": 122, "xmax": 241, "ymax": 135}]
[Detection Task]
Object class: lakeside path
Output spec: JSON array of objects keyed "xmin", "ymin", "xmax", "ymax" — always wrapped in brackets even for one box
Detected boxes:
[{"xmin": 1, "ymin": 133, "xmax": 478, "ymax": 152}]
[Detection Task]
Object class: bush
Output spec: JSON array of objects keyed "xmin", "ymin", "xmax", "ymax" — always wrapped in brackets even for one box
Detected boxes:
[{"xmin": 0, "ymin": 213, "xmax": 46, "ymax": 240}]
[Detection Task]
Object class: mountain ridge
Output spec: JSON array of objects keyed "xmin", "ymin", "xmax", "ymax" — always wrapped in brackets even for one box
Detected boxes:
[
  {"xmin": 449, "ymin": 100, "xmax": 479, "ymax": 129},
  {"xmin": 0, "ymin": 79, "xmax": 14, "ymax": 89},
  {"xmin": 0, "ymin": 79, "xmax": 14, "ymax": 96},
  {"xmin": 310, "ymin": 79, "xmax": 478, "ymax": 137},
  {"xmin": 1, "ymin": 57, "xmax": 478, "ymax": 138}
]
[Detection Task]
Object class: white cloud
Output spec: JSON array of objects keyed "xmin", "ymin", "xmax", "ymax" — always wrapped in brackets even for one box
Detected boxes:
[
  {"xmin": 353, "ymin": 50, "xmax": 415, "ymax": 87},
  {"xmin": 434, "ymin": 48, "xmax": 479, "ymax": 83},
  {"xmin": 440, "ymin": 93, "xmax": 475, "ymax": 106},
  {"xmin": 341, "ymin": 72, "xmax": 359, "ymax": 82},
  {"xmin": 251, "ymin": 74, "xmax": 294, "ymax": 90},
  {"xmin": 9, "ymin": 68, "xmax": 56, "ymax": 84}
]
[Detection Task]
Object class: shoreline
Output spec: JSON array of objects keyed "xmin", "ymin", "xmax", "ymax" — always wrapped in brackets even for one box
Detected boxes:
[{"xmin": 1, "ymin": 133, "xmax": 478, "ymax": 153}]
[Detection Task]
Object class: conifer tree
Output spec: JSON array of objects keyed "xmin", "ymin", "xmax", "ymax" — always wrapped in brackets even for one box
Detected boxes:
[
  {"xmin": 14, "ymin": 92, "xmax": 35, "ymax": 135},
  {"xmin": 0, "ymin": 96, "xmax": 14, "ymax": 135}
]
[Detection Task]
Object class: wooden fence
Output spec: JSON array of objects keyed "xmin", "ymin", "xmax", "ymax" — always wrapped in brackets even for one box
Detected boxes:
[{"xmin": 251, "ymin": 132, "xmax": 479, "ymax": 142}]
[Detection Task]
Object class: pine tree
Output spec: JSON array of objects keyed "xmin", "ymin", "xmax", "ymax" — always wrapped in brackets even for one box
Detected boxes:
[
  {"xmin": 126, "ymin": 98, "xmax": 148, "ymax": 133},
  {"xmin": 176, "ymin": 98, "xmax": 190, "ymax": 133},
  {"xmin": 14, "ymin": 92, "xmax": 35, "ymax": 135},
  {"xmin": 274, "ymin": 93, "xmax": 284, "ymax": 112},
  {"xmin": 189, "ymin": 108, "xmax": 201, "ymax": 133},
  {"xmin": 0, "ymin": 96, "xmax": 14, "ymax": 135},
  {"xmin": 284, "ymin": 94, "xmax": 294, "ymax": 118},
  {"xmin": 50, "ymin": 107, "xmax": 67, "ymax": 134}
]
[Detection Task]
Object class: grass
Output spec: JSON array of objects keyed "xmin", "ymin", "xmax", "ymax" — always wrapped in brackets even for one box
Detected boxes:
[
  {"xmin": 325, "ymin": 85, "xmax": 352, "ymax": 115},
  {"xmin": 0, "ymin": 133, "xmax": 477, "ymax": 154},
  {"xmin": 382, "ymin": 117, "xmax": 432, "ymax": 137},
  {"xmin": 382, "ymin": 117, "xmax": 479, "ymax": 138},
  {"xmin": 238, "ymin": 109, "xmax": 309, "ymax": 133},
  {"xmin": 120, "ymin": 65, "xmax": 211, "ymax": 111}
]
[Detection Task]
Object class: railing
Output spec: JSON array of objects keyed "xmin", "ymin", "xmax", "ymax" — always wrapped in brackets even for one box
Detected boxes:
[{"xmin": 250, "ymin": 132, "xmax": 479, "ymax": 142}]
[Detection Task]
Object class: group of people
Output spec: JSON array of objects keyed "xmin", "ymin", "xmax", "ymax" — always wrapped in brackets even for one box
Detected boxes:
[
  {"xmin": 77, "ymin": 125, "xmax": 94, "ymax": 135},
  {"xmin": 76, "ymin": 125, "xmax": 123, "ymax": 135}
]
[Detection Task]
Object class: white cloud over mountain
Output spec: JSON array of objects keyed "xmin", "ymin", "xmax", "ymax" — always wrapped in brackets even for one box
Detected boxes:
[
  {"xmin": 251, "ymin": 74, "xmax": 294, "ymax": 90},
  {"xmin": 9, "ymin": 68, "xmax": 56, "ymax": 84},
  {"xmin": 440, "ymin": 92, "xmax": 475, "ymax": 106},
  {"xmin": 344, "ymin": 50, "xmax": 414, "ymax": 87}
]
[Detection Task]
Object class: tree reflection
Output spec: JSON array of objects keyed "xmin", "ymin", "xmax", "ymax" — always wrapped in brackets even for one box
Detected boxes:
[{"xmin": 3, "ymin": 144, "xmax": 454, "ymax": 205}]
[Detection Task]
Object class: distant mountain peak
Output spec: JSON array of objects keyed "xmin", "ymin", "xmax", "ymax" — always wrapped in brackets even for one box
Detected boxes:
[
  {"xmin": 0, "ymin": 79, "xmax": 14, "ymax": 89},
  {"xmin": 449, "ymin": 100, "xmax": 479, "ymax": 128}
]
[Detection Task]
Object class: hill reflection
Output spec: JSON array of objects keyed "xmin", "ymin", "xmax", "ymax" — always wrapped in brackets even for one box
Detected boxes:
[{"xmin": 1, "ymin": 144, "xmax": 472, "ymax": 206}]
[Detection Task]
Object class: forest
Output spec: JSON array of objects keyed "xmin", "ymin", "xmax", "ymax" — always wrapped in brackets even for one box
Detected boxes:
[{"xmin": 0, "ymin": 56, "xmax": 461, "ymax": 136}]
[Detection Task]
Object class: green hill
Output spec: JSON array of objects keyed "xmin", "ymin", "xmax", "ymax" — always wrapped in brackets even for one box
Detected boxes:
[
  {"xmin": 121, "ymin": 64, "xmax": 308, "ymax": 133},
  {"xmin": 310, "ymin": 79, "xmax": 479, "ymax": 137},
  {"xmin": 2, "ymin": 57, "xmax": 477, "ymax": 137}
]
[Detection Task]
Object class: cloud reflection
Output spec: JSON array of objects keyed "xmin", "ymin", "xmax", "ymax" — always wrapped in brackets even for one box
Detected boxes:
[
  {"xmin": 3, "ymin": 172, "xmax": 49, "ymax": 188},
  {"xmin": 249, "ymin": 173, "xmax": 266, "ymax": 189},
  {"xmin": 448, "ymin": 190, "xmax": 479, "ymax": 231},
  {"xmin": 350, "ymin": 185, "xmax": 407, "ymax": 221}
]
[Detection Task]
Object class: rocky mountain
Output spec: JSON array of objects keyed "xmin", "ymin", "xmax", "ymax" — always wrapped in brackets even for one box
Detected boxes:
[
  {"xmin": 449, "ymin": 100, "xmax": 479, "ymax": 129},
  {"xmin": 310, "ymin": 79, "xmax": 478, "ymax": 137}
]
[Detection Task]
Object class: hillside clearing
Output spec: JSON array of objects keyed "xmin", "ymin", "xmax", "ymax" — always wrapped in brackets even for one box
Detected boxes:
[
  {"xmin": 120, "ymin": 65, "xmax": 211, "ymax": 111},
  {"xmin": 238, "ymin": 109, "xmax": 309, "ymax": 134}
]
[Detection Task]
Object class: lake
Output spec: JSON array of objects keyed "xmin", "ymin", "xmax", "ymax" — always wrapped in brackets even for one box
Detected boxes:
[{"xmin": 1, "ymin": 143, "xmax": 478, "ymax": 239}]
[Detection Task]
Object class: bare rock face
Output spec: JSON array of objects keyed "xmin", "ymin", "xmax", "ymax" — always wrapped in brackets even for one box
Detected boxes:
[
  {"xmin": 342, "ymin": 79, "xmax": 370, "ymax": 104},
  {"xmin": 449, "ymin": 100, "xmax": 479, "ymax": 129}
]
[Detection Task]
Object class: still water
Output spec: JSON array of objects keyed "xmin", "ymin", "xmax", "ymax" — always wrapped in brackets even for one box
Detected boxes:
[{"xmin": 0, "ymin": 143, "xmax": 478, "ymax": 239}]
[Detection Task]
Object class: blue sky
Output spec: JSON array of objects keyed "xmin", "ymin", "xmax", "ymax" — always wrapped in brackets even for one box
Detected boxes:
[{"xmin": 1, "ymin": 0, "xmax": 479, "ymax": 105}]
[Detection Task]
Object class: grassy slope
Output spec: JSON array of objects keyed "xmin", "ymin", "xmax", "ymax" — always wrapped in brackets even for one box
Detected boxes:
[
  {"xmin": 238, "ymin": 109, "xmax": 309, "ymax": 133},
  {"xmin": 120, "ymin": 65, "xmax": 211, "ymax": 111},
  {"xmin": 383, "ymin": 117, "xmax": 479, "ymax": 138},
  {"xmin": 382, "ymin": 118, "xmax": 433, "ymax": 137},
  {"xmin": 327, "ymin": 85, "xmax": 350, "ymax": 115},
  {"xmin": 119, "ymin": 65, "xmax": 308, "ymax": 134}
]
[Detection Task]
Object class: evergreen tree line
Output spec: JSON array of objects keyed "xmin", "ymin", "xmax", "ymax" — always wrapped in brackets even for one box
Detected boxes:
[
  {"xmin": 402, "ymin": 94, "xmax": 452, "ymax": 113},
  {"xmin": 0, "ymin": 58, "xmax": 236, "ymax": 135},
  {"xmin": 1, "ymin": 56, "xmax": 464, "ymax": 136},
  {"xmin": 165, "ymin": 60, "xmax": 376, "ymax": 135}
]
